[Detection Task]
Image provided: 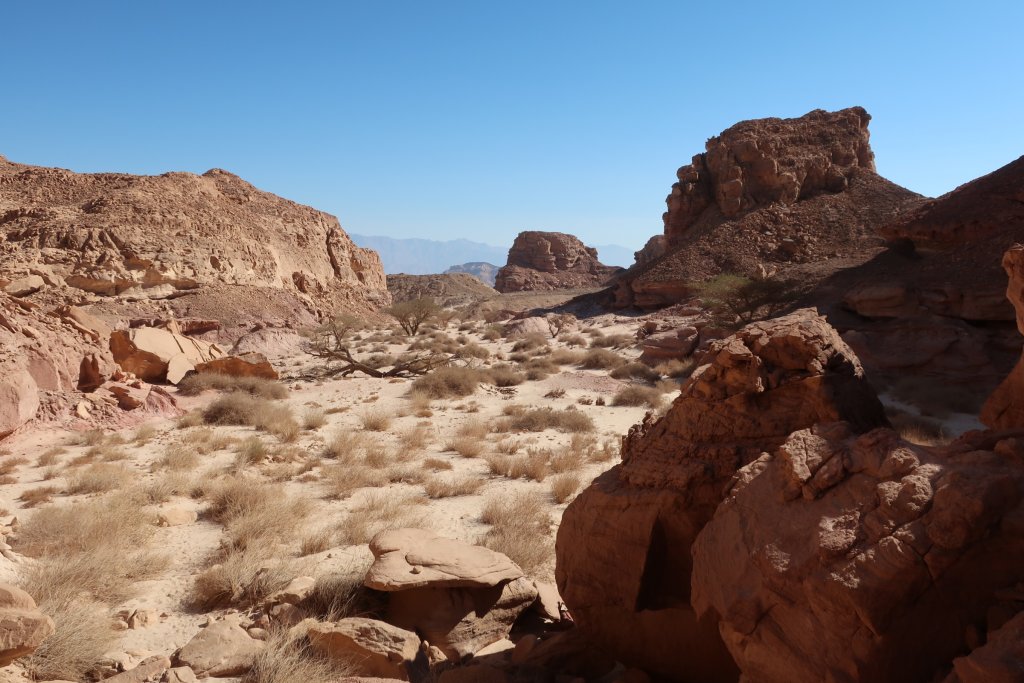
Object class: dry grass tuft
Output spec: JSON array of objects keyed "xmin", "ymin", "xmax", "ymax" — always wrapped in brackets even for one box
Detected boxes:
[
  {"xmin": 444, "ymin": 435, "xmax": 485, "ymax": 458},
  {"xmin": 610, "ymin": 362, "xmax": 662, "ymax": 383},
  {"xmin": 65, "ymin": 463, "xmax": 132, "ymax": 495},
  {"xmin": 178, "ymin": 373, "xmax": 287, "ymax": 399},
  {"xmin": 18, "ymin": 485, "xmax": 60, "ymax": 508},
  {"xmin": 580, "ymin": 348, "xmax": 627, "ymax": 369},
  {"xmin": 480, "ymin": 490, "xmax": 553, "ymax": 576},
  {"xmin": 302, "ymin": 408, "xmax": 327, "ymax": 430},
  {"xmin": 321, "ymin": 462, "xmax": 389, "ymax": 499},
  {"xmin": 399, "ymin": 424, "xmax": 432, "ymax": 450},
  {"xmin": 243, "ymin": 623, "xmax": 355, "ymax": 683},
  {"xmin": 37, "ymin": 447, "xmax": 65, "ymax": 467},
  {"xmin": 132, "ymin": 424, "xmax": 158, "ymax": 446},
  {"xmin": 359, "ymin": 408, "xmax": 393, "ymax": 432},
  {"xmin": 422, "ymin": 457, "xmax": 453, "ymax": 471},
  {"xmin": 487, "ymin": 365, "xmax": 527, "ymax": 387},
  {"xmin": 550, "ymin": 472, "xmax": 583, "ymax": 504},
  {"xmin": 159, "ymin": 444, "xmax": 200, "ymax": 471},
  {"xmin": 21, "ymin": 596, "xmax": 116, "ymax": 682},
  {"xmin": 423, "ymin": 474, "xmax": 485, "ymax": 498},
  {"xmin": 410, "ymin": 366, "xmax": 481, "ymax": 399},
  {"xmin": 323, "ymin": 430, "xmax": 368, "ymax": 462},
  {"xmin": 510, "ymin": 407, "xmax": 595, "ymax": 433},
  {"xmin": 337, "ymin": 491, "xmax": 428, "ymax": 546},
  {"xmin": 655, "ymin": 358, "xmax": 696, "ymax": 379},
  {"xmin": 612, "ymin": 385, "xmax": 664, "ymax": 408}
]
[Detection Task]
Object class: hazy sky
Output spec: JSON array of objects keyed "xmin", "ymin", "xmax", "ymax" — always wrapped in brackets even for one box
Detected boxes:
[{"xmin": 2, "ymin": 2, "xmax": 1021, "ymax": 251}]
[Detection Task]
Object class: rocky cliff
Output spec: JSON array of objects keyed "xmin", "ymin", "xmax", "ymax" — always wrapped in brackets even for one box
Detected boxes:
[
  {"xmin": 556, "ymin": 262, "xmax": 1024, "ymax": 682},
  {"xmin": 386, "ymin": 273, "xmax": 497, "ymax": 308},
  {"xmin": 613, "ymin": 108, "xmax": 920, "ymax": 308},
  {"xmin": 0, "ymin": 154, "xmax": 389, "ymax": 330},
  {"xmin": 494, "ymin": 231, "xmax": 622, "ymax": 293}
]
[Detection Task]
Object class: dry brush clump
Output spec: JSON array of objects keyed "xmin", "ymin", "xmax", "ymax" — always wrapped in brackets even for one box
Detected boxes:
[
  {"xmin": 423, "ymin": 474, "xmax": 485, "ymax": 498},
  {"xmin": 243, "ymin": 622, "xmax": 356, "ymax": 683},
  {"xmin": 609, "ymin": 361, "xmax": 662, "ymax": 383},
  {"xmin": 202, "ymin": 394, "xmax": 300, "ymax": 441},
  {"xmin": 65, "ymin": 463, "xmax": 132, "ymax": 495},
  {"xmin": 479, "ymin": 490, "xmax": 553, "ymax": 577},
  {"xmin": 549, "ymin": 472, "xmax": 583, "ymax": 504},
  {"xmin": 410, "ymin": 366, "xmax": 481, "ymax": 399},
  {"xmin": 509, "ymin": 407, "xmax": 595, "ymax": 433},
  {"xmin": 579, "ymin": 348, "xmax": 627, "ymax": 370},
  {"xmin": 178, "ymin": 373, "xmax": 288, "ymax": 399},
  {"xmin": 337, "ymin": 491, "xmax": 429, "ymax": 546},
  {"xmin": 359, "ymin": 407, "xmax": 393, "ymax": 432},
  {"xmin": 612, "ymin": 385, "xmax": 664, "ymax": 408}
]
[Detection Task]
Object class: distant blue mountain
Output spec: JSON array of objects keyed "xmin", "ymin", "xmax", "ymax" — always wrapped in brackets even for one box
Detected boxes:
[{"xmin": 350, "ymin": 234, "xmax": 636, "ymax": 274}]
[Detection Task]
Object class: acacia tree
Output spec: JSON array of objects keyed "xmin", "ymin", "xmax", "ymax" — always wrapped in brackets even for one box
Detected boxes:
[
  {"xmin": 693, "ymin": 273, "xmax": 798, "ymax": 328},
  {"xmin": 545, "ymin": 313, "xmax": 576, "ymax": 339},
  {"xmin": 386, "ymin": 297, "xmax": 441, "ymax": 336}
]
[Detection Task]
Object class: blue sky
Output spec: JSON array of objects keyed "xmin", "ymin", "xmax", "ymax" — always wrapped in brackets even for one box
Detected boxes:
[{"xmin": 2, "ymin": 2, "xmax": 1021, "ymax": 251}]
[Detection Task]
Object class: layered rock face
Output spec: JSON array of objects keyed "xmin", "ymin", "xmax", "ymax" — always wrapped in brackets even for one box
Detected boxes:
[
  {"xmin": 558, "ymin": 270, "xmax": 1024, "ymax": 682},
  {"xmin": 0, "ymin": 154, "xmax": 389, "ymax": 326},
  {"xmin": 555, "ymin": 310, "xmax": 888, "ymax": 682},
  {"xmin": 443, "ymin": 262, "xmax": 500, "ymax": 287},
  {"xmin": 981, "ymin": 244, "xmax": 1024, "ymax": 429},
  {"xmin": 495, "ymin": 231, "xmax": 622, "ymax": 292},
  {"xmin": 613, "ymin": 108, "xmax": 919, "ymax": 308}
]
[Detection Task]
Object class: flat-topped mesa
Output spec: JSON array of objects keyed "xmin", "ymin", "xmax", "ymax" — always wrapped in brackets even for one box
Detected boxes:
[
  {"xmin": 665, "ymin": 107, "xmax": 875, "ymax": 245},
  {"xmin": 494, "ymin": 231, "xmax": 622, "ymax": 293},
  {"xmin": 614, "ymin": 107, "xmax": 916, "ymax": 309},
  {"xmin": 0, "ymin": 155, "xmax": 389, "ymax": 323}
]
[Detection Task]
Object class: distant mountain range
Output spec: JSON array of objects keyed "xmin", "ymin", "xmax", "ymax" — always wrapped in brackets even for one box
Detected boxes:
[{"xmin": 349, "ymin": 234, "xmax": 635, "ymax": 275}]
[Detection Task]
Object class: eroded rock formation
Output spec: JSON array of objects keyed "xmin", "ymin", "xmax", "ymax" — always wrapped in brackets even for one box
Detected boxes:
[
  {"xmin": 982, "ymin": 244, "xmax": 1024, "ymax": 429},
  {"xmin": 555, "ymin": 309, "xmax": 888, "ymax": 682},
  {"xmin": 613, "ymin": 108, "xmax": 919, "ymax": 308},
  {"xmin": 495, "ymin": 231, "xmax": 622, "ymax": 293},
  {"xmin": 387, "ymin": 273, "xmax": 498, "ymax": 308}
]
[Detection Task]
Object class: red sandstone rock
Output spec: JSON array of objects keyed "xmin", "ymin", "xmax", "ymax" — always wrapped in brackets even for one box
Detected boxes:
[
  {"xmin": 0, "ymin": 583, "xmax": 54, "ymax": 666},
  {"xmin": 194, "ymin": 352, "xmax": 278, "ymax": 381},
  {"xmin": 982, "ymin": 245, "xmax": 1024, "ymax": 429},
  {"xmin": 555, "ymin": 309, "xmax": 888, "ymax": 682},
  {"xmin": 495, "ymin": 232, "xmax": 621, "ymax": 293}
]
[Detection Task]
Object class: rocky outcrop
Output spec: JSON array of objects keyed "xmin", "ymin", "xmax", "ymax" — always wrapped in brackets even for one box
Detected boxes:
[
  {"xmin": 612, "ymin": 108, "xmax": 919, "ymax": 309},
  {"xmin": 444, "ymin": 262, "xmax": 500, "ymax": 287},
  {"xmin": 495, "ymin": 232, "xmax": 622, "ymax": 293},
  {"xmin": 0, "ymin": 583, "xmax": 54, "ymax": 666},
  {"xmin": 0, "ymin": 153, "xmax": 389, "ymax": 326},
  {"xmin": 110, "ymin": 327, "xmax": 225, "ymax": 384},
  {"xmin": 308, "ymin": 618, "xmax": 420, "ymax": 680},
  {"xmin": 692, "ymin": 425, "xmax": 1024, "ymax": 683},
  {"xmin": 982, "ymin": 244, "xmax": 1024, "ymax": 429},
  {"xmin": 386, "ymin": 273, "xmax": 497, "ymax": 308},
  {"xmin": 555, "ymin": 310, "xmax": 888, "ymax": 682}
]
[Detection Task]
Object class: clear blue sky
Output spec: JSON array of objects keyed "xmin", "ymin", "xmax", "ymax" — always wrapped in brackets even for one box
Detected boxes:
[{"xmin": 2, "ymin": 2, "xmax": 1021, "ymax": 251}]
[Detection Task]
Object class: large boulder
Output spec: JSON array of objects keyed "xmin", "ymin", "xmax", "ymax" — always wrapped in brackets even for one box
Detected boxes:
[
  {"xmin": 174, "ymin": 618, "xmax": 263, "ymax": 677},
  {"xmin": 555, "ymin": 310, "xmax": 888, "ymax": 682},
  {"xmin": 495, "ymin": 232, "xmax": 622, "ymax": 293},
  {"xmin": 0, "ymin": 583, "xmax": 54, "ymax": 666},
  {"xmin": 109, "ymin": 327, "xmax": 224, "ymax": 384},
  {"xmin": 692, "ymin": 425, "xmax": 1024, "ymax": 683},
  {"xmin": 982, "ymin": 244, "xmax": 1024, "ymax": 429},
  {"xmin": 307, "ymin": 618, "xmax": 420, "ymax": 680},
  {"xmin": 365, "ymin": 529, "xmax": 535, "ymax": 659}
]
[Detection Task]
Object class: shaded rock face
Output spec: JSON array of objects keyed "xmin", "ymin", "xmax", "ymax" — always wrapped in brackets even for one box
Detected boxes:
[
  {"xmin": 495, "ymin": 231, "xmax": 622, "ymax": 293},
  {"xmin": 0, "ymin": 154, "xmax": 389, "ymax": 322},
  {"xmin": 613, "ymin": 107, "xmax": 919, "ymax": 309},
  {"xmin": 555, "ymin": 310, "xmax": 888, "ymax": 682},
  {"xmin": 443, "ymin": 262, "xmax": 500, "ymax": 287},
  {"xmin": 692, "ymin": 425, "xmax": 1024, "ymax": 683},
  {"xmin": 982, "ymin": 245, "xmax": 1024, "ymax": 429}
]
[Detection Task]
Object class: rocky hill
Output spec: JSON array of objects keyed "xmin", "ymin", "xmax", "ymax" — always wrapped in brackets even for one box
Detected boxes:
[
  {"xmin": 350, "ymin": 234, "xmax": 508, "ymax": 275},
  {"xmin": 495, "ymin": 231, "xmax": 623, "ymax": 293},
  {"xmin": 612, "ymin": 107, "xmax": 921, "ymax": 308},
  {"xmin": 443, "ymin": 261, "xmax": 500, "ymax": 286},
  {"xmin": 386, "ymin": 272, "xmax": 498, "ymax": 308},
  {"xmin": 0, "ymin": 155, "xmax": 389, "ymax": 332}
]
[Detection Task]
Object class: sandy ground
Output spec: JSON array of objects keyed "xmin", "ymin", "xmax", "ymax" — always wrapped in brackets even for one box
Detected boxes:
[{"xmin": 0, "ymin": 314, "xmax": 660, "ymax": 676}]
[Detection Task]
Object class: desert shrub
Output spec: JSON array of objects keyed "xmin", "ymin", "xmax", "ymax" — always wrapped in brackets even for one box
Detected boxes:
[
  {"xmin": 191, "ymin": 544, "xmax": 301, "ymax": 610},
  {"xmin": 244, "ymin": 623, "xmax": 355, "ymax": 683},
  {"xmin": 37, "ymin": 447, "xmax": 65, "ymax": 467},
  {"xmin": 612, "ymin": 385, "xmax": 664, "ymax": 408},
  {"xmin": 559, "ymin": 333, "xmax": 587, "ymax": 348},
  {"xmin": 495, "ymin": 438, "xmax": 519, "ymax": 455},
  {"xmin": 589, "ymin": 333, "xmax": 634, "ymax": 349},
  {"xmin": 359, "ymin": 408, "xmax": 392, "ymax": 432},
  {"xmin": 510, "ymin": 407, "xmax": 595, "ymax": 433},
  {"xmin": 159, "ymin": 444, "xmax": 201, "ymax": 471},
  {"xmin": 487, "ymin": 365, "xmax": 526, "ymax": 387},
  {"xmin": 76, "ymin": 428, "xmax": 108, "ymax": 447},
  {"xmin": 544, "ymin": 388, "xmax": 567, "ymax": 399},
  {"xmin": 178, "ymin": 373, "xmax": 287, "ymax": 399},
  {"xmin": 423, "ymin": 474, "xmax": 485, "ymax": 498},
  {"xmin": 18, "ymin": 486, "xmax": 60, "ymax": 508},
  {"xmin": 888, "ymin": 409, "xmax": 952, "ymax": 446},
  {"xmin": 20, "ymin": 596, "xmax": 116, "ymax": 682},
  {"xmin": 579, "ymin": 348, "xmax": 626, "ymax": 370},
  {"xmin": 399, "ymin": 424, "xmax": 432, "ymax": 449},
  {"xmin": 337, "ymin": 491, "xmax": 428, "ymax": 546},
  {"xmin": 410, "ymin": 366, "xmax": 481, "ymax": 399},
  {"xmin": 387, "ymin": 297, "xmax": 441, "ymax": 335},
  {"xmin": 201, "ymin": 393, "xmax": 298, "ymax": 439},
  {"xmin": 302, "ymin": 408, "xmax": 327, "ymax": 430},
  {"xmin": 132, "ymin": 424, "xmax": 158, "ymax": 445},
  {"xmin": 511, "ymin": 333, "xmax": 548, "ymax": 353},
  {"xmin": 480, "ymin": 490, "xmax": 553, "ymax": 577},
  {"xmin": 610, "ymin": 361, "xmax": 661, "ymax": 383},
  {"xmin": 0, "ymin": 456, "xmax": 28, "ymax": 476},
  {"xmin": 482, "ymin": 325, "xmax": 502, "ymax": 341},
  {"xmin": 655, "ymin": 358, "xmax": 696, "ymax": 379},
  {"xmin": 548, "ymin": 348, "xmax": 585, "ymax": 365},
  {"xmin": 548, "ymin": 445, "xmax": 585, "ymax": 473},
  {"xmin": 305, "ymin": 564, "xmax": 380, "ymax": 621},
  {"xmin": 483, "ymin": 452, "xmax": 548, "ymax": 482},
  {"xmin": 444, "ymin": 435, "xmax": 484, "ymax": 458},
  {"xmin": 65, "ymin": 463, "xmax": 131, "ymax": 495},
  {"xmin": 693, "ymin": 273, "xmax": 799, "ymax": 327},
  {"xmin": 455, "ymin": 342, "xmax": 490, "ymax": 361},
  {"xmin": 323, "ymin": 431, "xmax": 368, "ymax": 463},
  {"xmin": 550, "ymin": 472, "xmax": 582, "ymax": 503},
  {"xmin": 422, "ymin": 457, "xmax": 453, "ymax": 471},
  {"xmin": 321, "ymin": 463, "xmax": 388, "ymax": 499},
  {"xmin": 234, "ymin": 436, "xmax": 269, "ymax": 467}
]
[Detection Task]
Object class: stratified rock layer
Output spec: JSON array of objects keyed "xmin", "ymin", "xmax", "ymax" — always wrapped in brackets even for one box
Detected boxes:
[
  {"xmin": 495, "ymin": 232, "xmax": 621, "ymax": 292},
  {"xmin": 555, "ymin": 309, "xmax": 888, "ymax": 682}
]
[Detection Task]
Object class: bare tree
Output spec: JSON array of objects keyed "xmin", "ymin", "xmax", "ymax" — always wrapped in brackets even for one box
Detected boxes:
[
  {"xmin": 545, "ymin": 313, "xmax": 575, "ymax": 339},
  {"xmin": 307, "ymin": 312, "xmax": 452, "ymax": 378},
  {"xmin": 387, "ymin": 298, "xmax": 441, "ymax": 336}
]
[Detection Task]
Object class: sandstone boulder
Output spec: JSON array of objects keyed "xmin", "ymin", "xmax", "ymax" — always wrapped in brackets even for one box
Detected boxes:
[
  {"xmin": 495, "ymin": 232, "xmax": 621, "ymax": 293},
  {"xmin": 555, "ymin": 309, "xmax": 888, "ymax": 682},
  {"xmin": 2, "ymin": 274, "xmax": 44, "ymax": 297},
  {"xmin": 174, "ymin": 618, "xmax": 263, "ymax": 677},
  {"xmin": 982, "ymin": 244, "xmax": 1024, "ymax": 429},
  {"xmin": 307, "ymin": 618, "xmax": 420, "ymax": 680},
  {"xmin": 109, "ymin": 327, "xmax": 224, "ymax": 384},
  {"xmin": 946, "ymin": 610, "xmax": 1024, "ymax": 683},
  {"xmin": 385, "ymin": 576, "xmax": 538, "ymax": 660},
  {"xmin": 99, "ymin": 654, "xmax": 171, "ymax": 683},
  {"xmin": 365, "ymin": 528, "xmax": 524, "ymax": 590},
  {"xmin": 692, "ymin": 425, "xmax": 1024, "ymax": 683},
  {"xmin": 0, "ymin": 583, "xmax": 54, "ymax": 666},
  {"xmin": 194, "ymin": 352, "xmax": 278, "ymax": 380}
]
